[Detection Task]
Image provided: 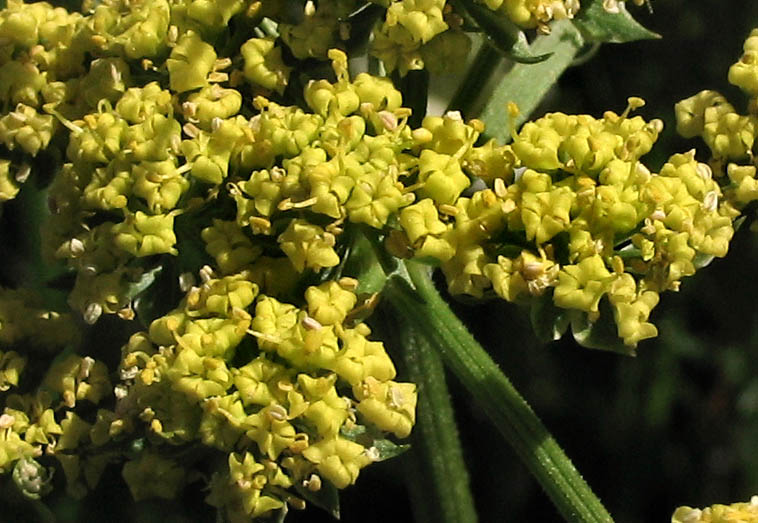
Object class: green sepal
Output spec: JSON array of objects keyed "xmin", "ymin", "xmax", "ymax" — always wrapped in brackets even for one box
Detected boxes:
[
  {"xmin": 529, "ymin": 291, "xmax": 571, "ymax": 343},
  {"xmin": 452, "ymin": 0, "xmax": 552, "ymax": 63},
  {"xmin": 340, "ymin": 424, "xmax": 410, "ymax": 461},
  {"xmin": 123, "ymin": 265, "xmax": 163, "ymax": 302},
  {"xmin": 293, "ymin": 479, "xmax": 340, "ymax": 520},
  {"xmin": 570, "ymin": 299, "xmax": 636, "ymax": 356},
  {"xmin": 341, "ymin": 228, "xmax": 392, "ymax": 295},
  {"xmin": 273, "ymin": 504, "xmax": 289, "ymax": 523},
  {"xmin": 572, "ymin": 0, "xmax": 660, "ymax": 43},
  {"xmin": 372, "ymin": 438, "xmax": 410, "ymax": 461}
]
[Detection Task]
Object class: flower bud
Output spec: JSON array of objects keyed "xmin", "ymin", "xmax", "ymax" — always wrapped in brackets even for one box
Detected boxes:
[{"xmin": 166, "ymin": 31, "xmax": 217, "ymax": 93}]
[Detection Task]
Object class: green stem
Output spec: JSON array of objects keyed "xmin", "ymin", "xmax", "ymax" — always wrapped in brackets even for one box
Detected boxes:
[
  {"xmin": 478, "ymin": 20, "xmax": 584, "ymax": 142},
  {"xmin": 393, "ymin": 315, "xmax": 479, "ymax": 523},
  {"xmin": 384, "ymin": 261, "xmax": 613, "ymax": 523}
]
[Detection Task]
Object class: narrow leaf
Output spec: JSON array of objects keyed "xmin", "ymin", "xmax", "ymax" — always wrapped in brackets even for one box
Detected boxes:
[
  {"xmin": 479, "ymin": 20, "xmax": 585, "ymax": 142},
  {"xmin": 572, "ymin": 0, "xmax": 660, "ymax": 43}
]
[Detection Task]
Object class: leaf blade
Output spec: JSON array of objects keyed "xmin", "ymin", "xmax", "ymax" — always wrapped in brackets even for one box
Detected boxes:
[
  {"xmin": 478, "ymin": 19, "xmax": 585, "ymax": 142},
  {"xmin": 572, "ymin": 0, "xmax": 660, "ymax": 43}
]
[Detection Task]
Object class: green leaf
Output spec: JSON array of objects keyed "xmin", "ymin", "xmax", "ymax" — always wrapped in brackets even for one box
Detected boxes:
[
  {"xmin": 478, "ymin": 20, "xmax": 585, "ymax": 142},
  {"xmin": 572, "ymin": 0, "xmax": 660, "ymax": 43},
  {"xmin": 452, "ymin": 0, "xmax": 552, "ymax": 63}
]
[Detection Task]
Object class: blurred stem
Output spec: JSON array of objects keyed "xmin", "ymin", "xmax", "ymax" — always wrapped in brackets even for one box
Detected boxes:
[
  {"xmin": 479, "ymin": 20, "xmax": 584, "ymax": 142},
  {"xmin": 384, "ymin": 261, "xmax": 613, "ymax": 523},
  {"xmin": 447, "ymin": 41, "xmax": 501, "ymax": 118},
  {"xmin": 393, "ymin": 313, "xmax": 478, "ymax": 523},
  {"xmin": 3, "ymin": 184, "xmax": 66, "ymax": 309},
  {"xmin": 393, "ymin": 69, "xmax": 429, "ymax": 128},
  {"xmin": 1, "ymin": 476, "xmax": 57, "ymax": 523}
]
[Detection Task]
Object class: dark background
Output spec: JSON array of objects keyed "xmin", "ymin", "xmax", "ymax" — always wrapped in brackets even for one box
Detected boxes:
[{"xmin": 6, "ymin": 1, "xmax": 758, "ymax": 521}]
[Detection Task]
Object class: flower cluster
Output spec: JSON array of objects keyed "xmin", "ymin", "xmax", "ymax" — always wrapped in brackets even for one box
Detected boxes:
[
  {"xmin": 395, "ymin": 99, "xmax": 736, "ymax": 348},
  {"xmin": 672, "ymin": 496, "xmax": 758, "ymax": 523},
  {"xmin": 0, "ymin": 1, "xmax": 418, "ymax": 518},
  {"xmin": 675, "ymin": 28, "xmax": 758, "ymax": 209},
  {"xmin": 479, "ymin": 0, "xmax": 580, "ymax": 32},
  {"xmin": 265, "ymin": 0, "xmax": 583, "ymax": 77},
  {"xmin": 114, "ymin": 273, "xmax": 414, "ymax": 520}
]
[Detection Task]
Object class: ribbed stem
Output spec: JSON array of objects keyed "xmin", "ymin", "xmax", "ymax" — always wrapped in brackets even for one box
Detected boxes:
[
  {"xmin": 383, "ymin": 261, "xmax": 613, "ymax": 523},
  {"xmin": 392, "ymin": 315, "xmax": 479, "ymax": 523}
]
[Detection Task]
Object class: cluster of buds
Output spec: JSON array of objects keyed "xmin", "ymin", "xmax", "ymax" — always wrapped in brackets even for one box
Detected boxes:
[{"xmin": 0, "ymin": 356, "xmax": 118, "ymax": 498}]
